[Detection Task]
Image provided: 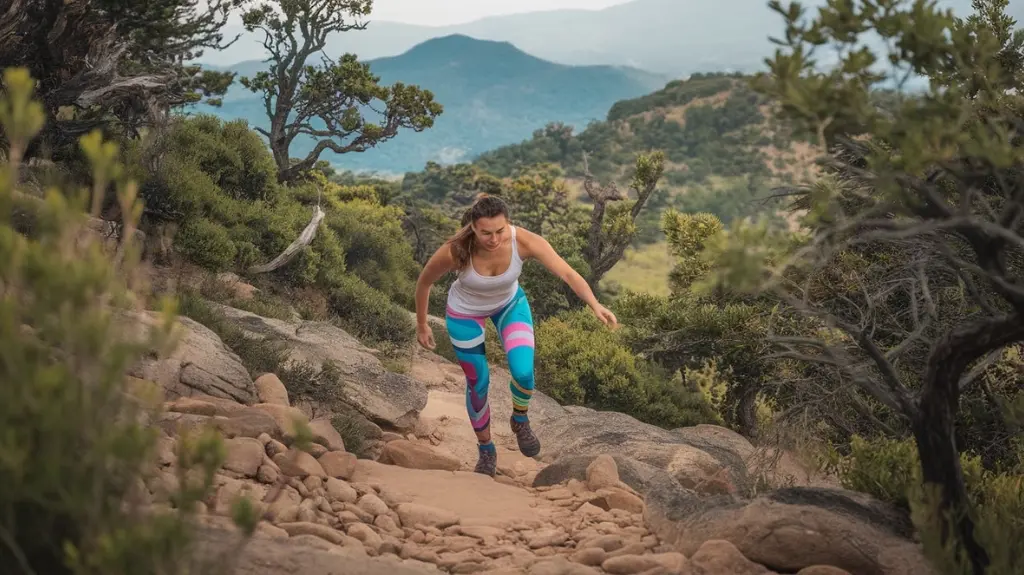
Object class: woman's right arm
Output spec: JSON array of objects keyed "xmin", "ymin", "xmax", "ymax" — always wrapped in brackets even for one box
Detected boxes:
[{"xmin": 414, "ymin": 243, "xmax": 455, "ymax": 348}]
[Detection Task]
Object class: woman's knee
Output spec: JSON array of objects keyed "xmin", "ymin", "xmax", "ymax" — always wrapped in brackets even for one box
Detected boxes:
[{"xmin": 508, "ymin": 363, "xmax": 535, "ymax": 389}]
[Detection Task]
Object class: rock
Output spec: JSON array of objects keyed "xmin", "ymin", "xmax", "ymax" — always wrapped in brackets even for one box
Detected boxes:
[
  {"xmin": 577, "ymin": 534, "xmax": 625, "ymax": 552},
  {"xmin": 381, "ymin": 431, "xmax": 405, "ymax": 443},
  {"xmin": 586, "ymin": 455, "xmax": 621, "ymax": 491},
  {"xmin": 689, "ymin": 539, "xmax": 770, "ymax": 574},
  {"xmin": 534, "ymin": 409, "xmax": 753, "ymax": 496},
  {"xmin": 124, "ymin": 311, "xmax": 257, "ymax": 404},
  {"xmin": 358, "ymin": 493, "xmax": 390, "ymax": 517},
  {"xmin": 527, "ymin": 529, "xmax": 569, "ymax": 549},
  {"xmin": 325, "ymin": 477, "xmax": 358, "ymax": 503},
  {"xmin": 529, "ymin": 556, "xmax": 602, "ymax": 574},
  {"xmin": 645, "ymin": 480, "xmax": 931, "ymax": 575},
  {"xmin": 588, "ymin": 488, "xmax": 644, "ymax": 515},
  {"xmin": 212, "ymin": 406, "xmax": 285, "ymax": 440},
  {"xmin": 570, "ymin": 547, "xmax": 606, "ymax": 566},
  {"xmin": 533, "ymin": 455, "xmax": 670, "ymax": 497},
  {"xmin": 216, "ymin": 272, "xmax": 259, "ymax": 300},
  {"xmin": 249, "ymin": 403, "xmax": 309, "ymax": 440},
  {"xmin": 274, "ymin": 448, "xmax": 327, "ymax": 479},
  {"xmin": 601, "ymin": 555, "xmax": 665, "ymax": 574},
  {"xmin": 216, "ymin": 304, "xmax": 428, "ymax": 430},
  {"xmin": 380, "ymin": 440, "xmax": 461, "ymax": 472},
  {"xmin": 257, "ymin": 464, "xmax": 279, "ymax": 484},
  {"xmin": 395, "ymin": 502, "xmax": 461, "ymax": 529},
  {"xmin": 192, "ymin": 523, "xmax": 440, "ymax": 574},
  {"xmin": 796, "ymin": 567, "xmax": 853, "ymax": 575},
  {"xmin": 266, "ymin": 437, "xmax": 288, "ymax": 457},
  {"xmin": 319, "ymin": 451, "xmax": 358, "ymax": 479},
  {"xmin": 254, "ymin": 521, "xmax": 290, "ymax": 540},
  {"xmin": 277, "ymin": 521, "xmax": 348, "ymax": 545},
  {"xmin": 165, "ymin": 395, "xmax": 246, "ymax": 417},
  {"xmin": 222, "ymin": 437, "xmax": 265, "ymax": 477},
  {"xmin": 348, "ymin": 523, "xmax": 384, "ymax": 551},
  {"xmin": 254, "ymin": 373, "xmax": 290, "ymax": 406},
  {"xmin": 309, "ymin": 418, "xmax": 346, "ymax": 452}
]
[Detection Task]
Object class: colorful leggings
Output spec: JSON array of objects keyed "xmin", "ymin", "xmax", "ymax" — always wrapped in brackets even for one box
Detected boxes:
[{"xmin": 445, "ymin": 287, "xmax": 535, "ymax": 435}]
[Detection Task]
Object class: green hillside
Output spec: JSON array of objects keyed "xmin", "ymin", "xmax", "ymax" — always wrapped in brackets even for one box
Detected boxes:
[
  {"xmin": 397, "ymin": 72, "xmax": 819, "ymax": 295},
  {"xmin": 471, "ymin": 72, "xmax": 817, "ymax": 218},
  {"xmin": 194, "ymin": 34, "xmax": 669, "ymax": 176},
  {"xmin": 471, "ymin": 71, "xmax": 815, "ymax": 190}
]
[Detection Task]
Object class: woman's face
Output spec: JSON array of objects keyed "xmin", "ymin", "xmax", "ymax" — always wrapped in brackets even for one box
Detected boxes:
[{"xmin": 472, "ymin": 214, "xmax": 509, "ymax": 252}]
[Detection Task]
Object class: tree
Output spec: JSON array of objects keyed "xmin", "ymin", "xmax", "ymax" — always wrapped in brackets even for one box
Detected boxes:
[
  {"xmin": 700, "ymin": 1, "xmax": 1024, "ymax": 572},
  {"xmin": 580, "ymin": 149, "xmax": 666, "ymax": 287},
  {"xmin": 0, "ymin": 0, "xmax": 242, "ymax": 157},
  {"xmin": 500, "ymin": 163, "xmax": 585, "ymax": 235},
  {"xmin": 240, "ymin": 0, "xmax": 443, "ymax": 183}
]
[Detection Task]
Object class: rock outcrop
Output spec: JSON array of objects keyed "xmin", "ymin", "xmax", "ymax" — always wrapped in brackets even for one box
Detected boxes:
[
  {"xmin": 643, "ymin": 474, "xmax": 931, "ymax": 575},
  {"xmin": 215, "ymin": 304, "xmax": 428, "ymax": 431},
  {"xmin": 126, "ymin": 311, "xmax": 257, "ymax": 404}
]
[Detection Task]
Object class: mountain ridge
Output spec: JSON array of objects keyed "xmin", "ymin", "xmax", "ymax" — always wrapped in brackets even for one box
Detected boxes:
[
  {"xmin": 196, "ymin": 0, "xmax": 1017, "ymax": 76},
  {"xmin": 195, "ymin": 34, "xmax": 669, "ymax": 174}
]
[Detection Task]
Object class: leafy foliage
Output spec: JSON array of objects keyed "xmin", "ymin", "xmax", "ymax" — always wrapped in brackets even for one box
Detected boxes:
[
  {"xmin": 535, "ymin": 309, "xmax": 719, "ymax": 429},
  {"xmin": 690, "ymin": 0, "xmax": 1024, "ymax": 570},
  {"xmin": 239, "ymin": 0, "xmax": 443, "ymax": 182},
  {"xmin": 130, "ymin": 113, "xmax": 417, "ymax": 345},
  {"xmin": 0, "ymin": 67, "xmax": 256, "ymax": 575},
  {"xmin": 0, "ymin": 0, "xmax": 243, "ymax": 158}
]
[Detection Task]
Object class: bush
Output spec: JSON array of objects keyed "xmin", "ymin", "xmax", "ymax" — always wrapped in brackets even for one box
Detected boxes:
[
  {"xmin": 0, "ymin": 68, "xmax": 255, "ymax": 575},
  {"xmin": 174, "ymin": 217, "xmax": 237, "ymax": 271},
  {"xmin": 132, "ymin": 115, "xmax": 420, "ymax": 328},
  {"xmin": 328, "ymin": 274, "xmax": 416, "ymax": 346},
  {"xmin": 535, "ymin": 309, "xmax": 718, "ymax": 428},
  {"xmin": 830, "ymin": 435, "xmax": 1024, "ymax": 575},
  {"xmin": 325, "ymin": 197, "xmax": 419, "ymax": 307}
]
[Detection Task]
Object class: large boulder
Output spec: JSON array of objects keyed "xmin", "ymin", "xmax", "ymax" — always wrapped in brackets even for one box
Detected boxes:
[
  {"xmin": 534, "ymin": 407, "xmax": 754, "ymax": 496},
  {"xmin": 532, "ymin": 453, "xmax": 670, "ymax": 495},
  {"xmin": 124, "ymin": 311, "xmax": 257, "ymax": 404},
  {"xmin": 215, "ymin": 305, "xmax": 427, "ymax": 431},
  {"xmin": 644, "ymin": 477, "xmax": 932, "ymax": 575}
]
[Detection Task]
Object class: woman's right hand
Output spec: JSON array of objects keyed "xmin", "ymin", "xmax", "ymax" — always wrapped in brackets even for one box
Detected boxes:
[{"xmin": 417, "ymin": 323, "xmax": 436, "ymax": 350}]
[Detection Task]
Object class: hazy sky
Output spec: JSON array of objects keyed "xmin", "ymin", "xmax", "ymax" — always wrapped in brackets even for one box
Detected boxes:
[{"xmin": 329, "ymin": 0, "xmax": 629, "ymax": 26}]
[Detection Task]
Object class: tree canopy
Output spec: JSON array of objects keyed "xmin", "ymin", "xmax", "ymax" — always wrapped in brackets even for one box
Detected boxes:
[{"xmin": 240, "ymin": 0, "xmax": 443, "ymax": 182}]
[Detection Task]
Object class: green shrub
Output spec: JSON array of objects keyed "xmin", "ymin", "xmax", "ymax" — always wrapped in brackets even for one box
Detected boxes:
[
  {"xmin": 831, "ymin": 435, "xmax": 1024, "ymax": 574},
  {"xmin": 536, "ymin": 309, "xmax": 718, "ymax": 428},
  {"xmin": 0, "ymin": 68, "xmax": 255, "ymax": 575},
  {"xmin": 174, "ymin": 217, "xmax": 236, "ymax": 271},
  {"xmin": 331, "ymin": 407, "xmax": 372, "ymax": 460},
  {"xmin": 328, "ymin": 274, "xmax": 416, "ymax": 346},
  {"xmin": 326, "ymin": 197, "xmax": 419, "ymax": 307}
]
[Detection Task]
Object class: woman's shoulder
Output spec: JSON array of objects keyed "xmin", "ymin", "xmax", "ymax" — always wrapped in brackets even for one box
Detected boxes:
[{"xmin": 513, "ymin": 225, "xmax": 543, "ymax": 257}]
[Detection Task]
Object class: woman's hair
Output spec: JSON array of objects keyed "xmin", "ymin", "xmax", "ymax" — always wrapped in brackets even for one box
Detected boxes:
[{"xmin": 448, "ymin": 194, "xmax": 511, "ymax": 271}]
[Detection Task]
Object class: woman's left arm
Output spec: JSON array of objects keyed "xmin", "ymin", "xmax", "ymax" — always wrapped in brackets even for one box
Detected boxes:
[{"xmin": 518, "ymin": 228, "xmax": 618, "ymax": 327}]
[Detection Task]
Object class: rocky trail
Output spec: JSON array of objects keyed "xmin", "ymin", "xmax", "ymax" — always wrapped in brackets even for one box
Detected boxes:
[{"xmin": 133, "ymin": 288, "xmax": 936, "ymax": 575}]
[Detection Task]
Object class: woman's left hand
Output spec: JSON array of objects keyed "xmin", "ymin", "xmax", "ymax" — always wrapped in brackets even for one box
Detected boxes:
[{"xmin": 591, "ymin": 303, "xmax": 618, "ymax": 328}]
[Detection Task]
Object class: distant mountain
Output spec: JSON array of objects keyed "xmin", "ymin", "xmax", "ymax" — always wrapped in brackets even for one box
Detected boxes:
[
  {"xmin": 192, "ymin": 35, "xmax": 668, "ymax": 175},
  {"xmin": 198, "ymin": 0, "xmax": 1019, "ymax": 77}
]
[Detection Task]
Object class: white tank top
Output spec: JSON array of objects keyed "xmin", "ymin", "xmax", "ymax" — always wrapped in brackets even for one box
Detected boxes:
[{"xmin": 447, "ymin": 225, "xmax": 524, "ymax": 316}]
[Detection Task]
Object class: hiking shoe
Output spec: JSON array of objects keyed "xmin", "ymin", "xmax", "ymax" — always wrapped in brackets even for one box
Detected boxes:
[
  {"xmin": 475, "ymin": 445, "xmax": 497, "ymax": 477},
  {"xmin": 510, "ymin": 416, "xmax": 541, "ymax": 457}
]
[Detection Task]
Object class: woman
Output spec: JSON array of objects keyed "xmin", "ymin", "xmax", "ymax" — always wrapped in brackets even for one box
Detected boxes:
[{"xmin": 414, "ymin": 195, "xmax": 618, "ymax": 477}]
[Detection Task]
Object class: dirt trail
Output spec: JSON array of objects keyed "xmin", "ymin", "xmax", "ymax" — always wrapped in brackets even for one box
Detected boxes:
[{"xmin": 350, "ymin": 459, "xmax": 555, "ymax": 528}]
